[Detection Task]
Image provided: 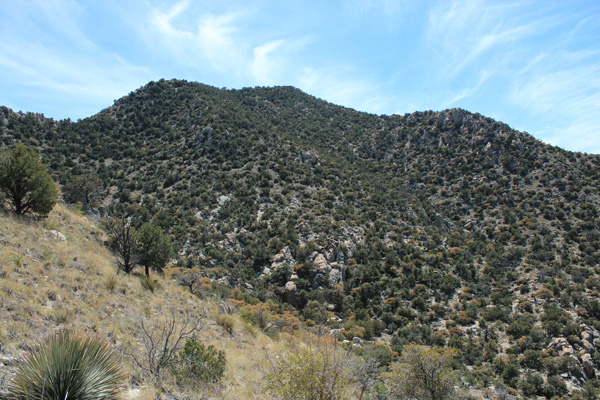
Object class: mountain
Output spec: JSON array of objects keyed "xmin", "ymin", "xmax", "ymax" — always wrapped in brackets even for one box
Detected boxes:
[{"xmin": 2, "ymin": 78, "xmax": 600, "ymax": 397}]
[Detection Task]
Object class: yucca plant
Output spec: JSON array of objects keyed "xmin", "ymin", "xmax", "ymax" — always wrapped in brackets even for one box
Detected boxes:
[{"xmin": 8, "ymin": 331, "xmax": 126, "ymax": 400}]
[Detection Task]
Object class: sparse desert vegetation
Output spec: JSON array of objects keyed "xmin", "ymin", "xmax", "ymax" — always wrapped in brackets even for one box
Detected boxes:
[{"xmin": 1, "ymin": 80, "xmax": 600, "ymax": 398}]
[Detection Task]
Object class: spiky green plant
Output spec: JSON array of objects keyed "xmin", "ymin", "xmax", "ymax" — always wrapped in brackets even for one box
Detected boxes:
[{"xmin": 8, "ymin": 331, "xmax": 126, "ymax": 400}]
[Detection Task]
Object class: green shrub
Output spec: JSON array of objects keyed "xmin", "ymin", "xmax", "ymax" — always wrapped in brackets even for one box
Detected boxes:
[
  {"xmin": 385, "ymin": 344, "xmax": 457, "ymax": 400},
  {"xmin": 8, "ymin": 331, "xmax": 126, "ymax": 400},
  {"xmin": 216, "ymin": 314, "xmax": 235, "ymax": 335},
  {"xmin": 544, "ymin": 375, "xmax": 567, "ymax": 398},
  {"xmin": 173, "ymin": 337, "xmax": 226, "ymax": 385},
  {"xmin": 0, "ymin": 143, "xmax": 58, "ymax": 216},
  {"xmin": 264, "ymin": 335, "xmax": 353, "ymax": 400}
]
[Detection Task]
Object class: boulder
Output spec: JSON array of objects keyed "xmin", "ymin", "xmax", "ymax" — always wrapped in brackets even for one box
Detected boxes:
[
  {"xmin": 582, "ymin": 353, "xmax": 596, "ymax": 378},
  {"xmin": 582, "ymin": 330, "xmax": 593, "ymax": 343},
  {"xmin": 217, "ymin": 195, "xmax": 230, "ymax": 206},
  {"xmin": 285, "ymin": 281, "xmax": 297, "ymax": 305},
  {"xmin": 582, "ymin": 337, "xmax": 595, "ymax": 353},
  {"xmin": 313, "ymin": 253, "xmax": 330, "ymax": 273},
  {"xmin": 313, "ymin": 273, "xmax": 324, "ymax": 289},
  {"xmin": 271, "ymin": 246, "xmax": 296, "ymax": 270},
  {"xmin": 559, "ymin": 344, "xmax": 574, "ymax": 357},
  {"xmin": 47, "ymin": 230, "xmax": 67, "ymax": 241},
  {"xmin": 329, "ymin": 269, "xmax": 343, "ymax": 285},
  {"xmin": 216, "ymin": 276, "xmax": 231, "ymax": 287},
  {"xmin": 301, "ymin": 151, "xmax": 320, "ymax": 165}
]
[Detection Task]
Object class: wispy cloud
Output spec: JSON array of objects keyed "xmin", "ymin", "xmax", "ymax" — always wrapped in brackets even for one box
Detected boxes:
[
  {"xmin": 0, "ymin": 0, "xmax": 153, "ymax": 118},
  {"xmin": 426, "ymin": 0, "xmax": 555, "ymax": 79},
  {"xmin": 443, "ymin": 71, "xmax": 490, "ymax": 107},
  {"xmin": 145, "ymin": 2, "xmax": 306, "ymax": 87},
  {"xmin": 251, "ymin": 40, "xmax": 286, "ymax": 85},
  {"xmin": 147, "ymin": 2, "xmax": 247, "ymax": 77},
  {"xmin": 509, "ymin": 55, "xmax": 600, "ymax": 153},
  {"xmin": 298, "ymin": 66, "xmax": 392, "ymax": 114},
  {"xmin": 422, "ymin": 0, "xmax": 600, "ymax": 153}
]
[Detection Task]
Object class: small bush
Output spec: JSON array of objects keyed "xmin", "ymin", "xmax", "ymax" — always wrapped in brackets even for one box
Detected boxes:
[
  {"xmin": 264, "ymin": 335, "xmax": 353, "ymax": 400},
  {"xmin": 216, "ymin": 314, "xmax": 235, "ymax": 335},
  {"xmin": 173, "ymin": 337, "xmax": 226, "ymax": 386},
  {"xmin": 8, "ymin": 331, "xmax": 126, "ymax": 400},
  {"xmin": 105, "ymin": 274, "xmax": 118, "ymax": 292}
]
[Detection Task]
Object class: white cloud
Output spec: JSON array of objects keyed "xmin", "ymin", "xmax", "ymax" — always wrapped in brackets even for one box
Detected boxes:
[
  {"xmin": 426, "ymin": 0, "xmax": 553, "ymax": 78},
  {"xmin": 298, "ymin": 66, "xmax": 392, "ymax": 114},
  {"xmin": 443, "ymin": 71, "xmax": 489, "ymax": 107},
  {"xmin": 150, "ymin": 1, "xmax": 194, "ymax": 39},
  {"xmin": 251, "ymin": 40, "xmax": 286, "ymax": 85},
  {"xmin": 146, "ymin": 3, "xmax": 260, "ymax": 82},
  {"xmin": 510, "ymin": 58, "xmax": 600, "ymax": 153}
]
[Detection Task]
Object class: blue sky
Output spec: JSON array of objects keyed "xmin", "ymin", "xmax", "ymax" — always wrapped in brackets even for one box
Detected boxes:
[{"xmin": 1, "ymin": 1, "xmax": 599, "ymax": 154}]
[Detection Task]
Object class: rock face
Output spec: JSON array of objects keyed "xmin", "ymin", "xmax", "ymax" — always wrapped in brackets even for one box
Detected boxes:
[
  {"xmin": 581, "ymin": 353, "xmax": 595, "ymax": 378},
  {"xmin": 285, "ymin": 281, "xmax": 297, "ymax": 305},
  {"xmin": 329, "ymin": 269, "xmax": 343, "ymax": 285},
  {"xmin": 217, "ymin": 195, "xmax": 230, "ymax": 206},
  {"xmin": 304, "ymin": 252, "xmax": 345, "ymax": 288},
  {"xmin": 313, "ymin": 253, "xmax": 328, "ymax": 272},
  {"xmin": 546, "ymin": 325, "xmax": 600, "ymax": 380},
  {"xmin": 270, "ymin": 246, "xmax": 296, "ymax": 270}
]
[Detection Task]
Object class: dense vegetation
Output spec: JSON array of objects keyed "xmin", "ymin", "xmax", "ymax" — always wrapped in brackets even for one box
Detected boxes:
[{"xmin": 2, "ymin": 78, "xmax": 600, "ymax": 397}]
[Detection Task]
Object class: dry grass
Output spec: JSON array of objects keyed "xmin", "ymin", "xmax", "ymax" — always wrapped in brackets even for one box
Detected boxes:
[{"xmin": 0, "ymin": 204, "xmax": 312, "ymax": 399}]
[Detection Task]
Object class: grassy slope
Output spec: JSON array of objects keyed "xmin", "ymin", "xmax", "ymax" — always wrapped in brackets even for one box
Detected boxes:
[{"xmin": 0, "ymin": 204, "xmax": 296, "ymax": 399}]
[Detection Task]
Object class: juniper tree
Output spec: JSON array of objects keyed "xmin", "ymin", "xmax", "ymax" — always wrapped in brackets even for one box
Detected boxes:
[{"xmin": 0, "ymin": 143, "xmax": 57, "ymax": 216}]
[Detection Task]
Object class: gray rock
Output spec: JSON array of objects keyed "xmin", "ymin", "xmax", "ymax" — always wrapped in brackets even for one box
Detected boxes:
[
  {"xmin": 559, "ymin": 344, "xmax": 574, "ymax": 357},
  {"xmin": 216, "ymin": 276, "xmax": 231, "ymax": 287},
  {"xmin": 582, "ymin": 338, "xmax": 595, "ymax": 353},
  {"xmin": 313, "ymin": 273, "xmax": 324, "ymax": 288},
  {"xmin": 329, "ymin": 269, "xmax": 343, "ymax": 285},
  {"xmin": 313, "ymin": 253, "xmax": 329, "ymax": 272},
  {"xmin": 47, "ymin": 230, "xmax": 67, "ymax": 241},
  {"xmin": 582, "ymin": 353, "xmax": 596, "ymax": 378},
  {"xmin": 285, "ymin": 281, "xmax": 297, "ymax": 305},
  {"xmin": 217, "ymin": 195, "xmax": 230, "ymax": 206}
]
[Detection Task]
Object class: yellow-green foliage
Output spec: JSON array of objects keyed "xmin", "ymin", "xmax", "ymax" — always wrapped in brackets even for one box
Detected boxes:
[
  {"xmin": 385, "ymin": 344, "xmax": 457, "ymax": 400},
  {"xmin": 264, "ymin": 334, "xmax": 355, "ymax": 400}
]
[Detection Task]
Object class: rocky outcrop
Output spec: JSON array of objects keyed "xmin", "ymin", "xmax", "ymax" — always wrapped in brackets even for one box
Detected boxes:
[
  {"xmin": 300, "ymin": 150, "xmax": 320, "ymax": 166},
  {"xmin": 270, "ymin": 246, "xmax": 295, "ymax": 270},
  {"xmin": 308, "ymin": 252, "xmax": 344, "ymax": 288},
  {"xmin": 546, "ymin": 324, "xmax": 599, "ymax": 380}
]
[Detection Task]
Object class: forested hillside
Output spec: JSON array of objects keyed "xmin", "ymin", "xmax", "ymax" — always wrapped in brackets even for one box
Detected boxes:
[{"xmin": 2, "ymin": 78, "xmax": 600, "ymax": 397}]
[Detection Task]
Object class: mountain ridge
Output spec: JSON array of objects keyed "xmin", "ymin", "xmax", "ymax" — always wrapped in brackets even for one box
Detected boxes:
[{"xmin": 2, "ymin": 78, "xmax": 600, "ymax": 397}]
